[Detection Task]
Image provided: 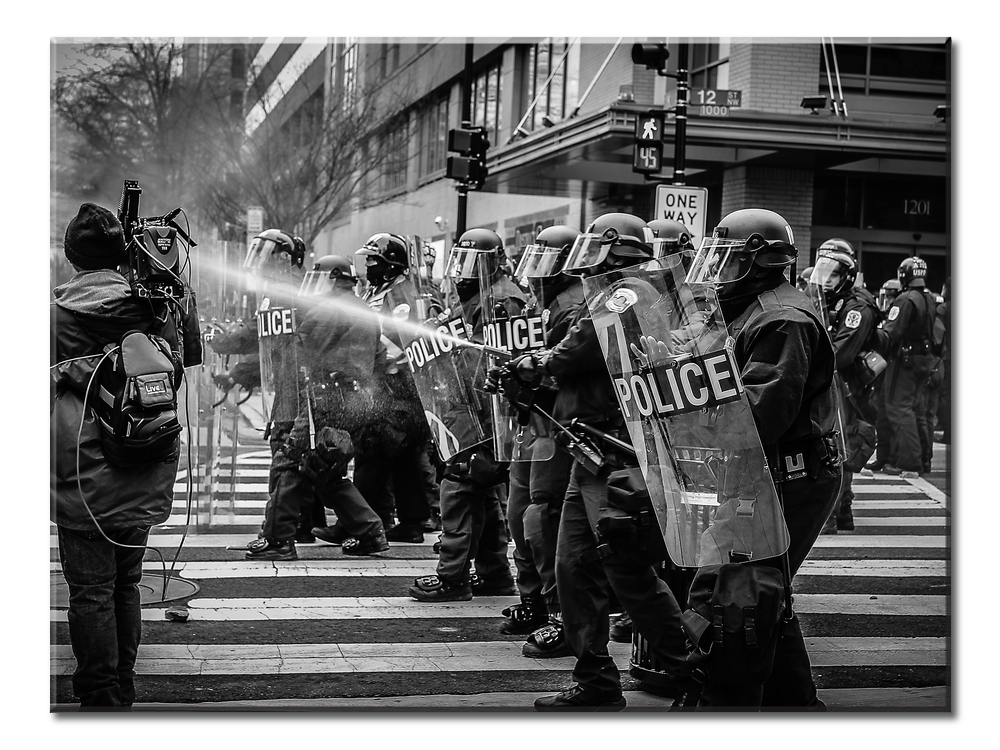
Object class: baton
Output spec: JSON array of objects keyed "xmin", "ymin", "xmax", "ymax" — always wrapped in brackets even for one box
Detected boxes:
[{"xmin": 570, "ymin": 419, "xmax": 637, "ymax": 456}]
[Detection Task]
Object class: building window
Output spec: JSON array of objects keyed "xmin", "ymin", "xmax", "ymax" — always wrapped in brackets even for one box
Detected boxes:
[
  {"xmin": 382, "ymin": 118, "xmax": 409, "ymax": 194},
  {"xmin": 689, "ymin": 40, "xmax": 730, "ymax": 90},
  {"xmin": 381, "ymin": 41, "xmax": 400, "ymax": 78},
  {"xmin": 521, "ymin": 38, "xmax": 570, "ymax": 131},
  {"xmin": 472, "ymin": 58, "xmax": 503, "ymax": 148},
  {"xmin": 820, "ymin": 42, "xmax": 947, "ymax": 97},
  {"xmin": 418, "ymin": 95, "xmax": 449, "ymax": 178},
  {"xmin": 340, "ymin": 38, "xmax": 358, "ymax": 110},
  {"xmin": 229, "ymin": 90, "xmax": 244, "ymax": 121},
  {"xmin": 231, "ymin": 46, "xmax": 246, "ymax": 80}
]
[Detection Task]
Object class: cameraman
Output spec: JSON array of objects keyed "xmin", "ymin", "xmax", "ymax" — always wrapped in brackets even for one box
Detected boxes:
[{"xmin": 50, "ymin": 203, "xmax": 201, "ymax": 709}]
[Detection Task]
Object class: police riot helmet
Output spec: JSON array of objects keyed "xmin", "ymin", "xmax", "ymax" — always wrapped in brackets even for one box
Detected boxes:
[
  {"xmin": 809, "ymin": 250, "xmax": 857, "ymax": 305},
  {"xmin": 447, "ymin": 228, "xmax": 505, "ymax": 283},
  {"xmin": 897, "ymin": 256, "xmax": 928, "ymax": 288},
  {"xmin": 244, "ymin": 228, "xmax": 301, "ymax": 272},
  {"xmin": 356, "ymin": 232, "xmax": 408, "ymax": 286},
  {"xmin": 299, "ymin": 255, "xmax": 359, "ymax": 296},
  {"xmin": 647, "ymin": 219, "xmax": 695, "ymax": 261},
  {"xmin": 817, "ymin": 237, "xmax": 856, "ymax": 260},
  {"xmin": 515, "ymin": 225, "xmax": 582, "ymax": 282},
  {"xmin": 562, "ymin": 213, "xmax": 654, "ymax": 276},
  {"xmin": 686, "ymin": 208, "xmax": 797, "ymax": 296},
  {"xmin": 878, "ymin": 278, "xmax": 902, "ymax": 312}
]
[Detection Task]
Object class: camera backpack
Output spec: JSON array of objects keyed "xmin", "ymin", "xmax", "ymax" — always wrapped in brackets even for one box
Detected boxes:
[{"xmin": 92, "ymin": 330, "xmax": 184, "ymax": 466}]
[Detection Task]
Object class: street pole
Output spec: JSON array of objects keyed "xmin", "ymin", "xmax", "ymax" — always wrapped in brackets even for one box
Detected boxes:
[
  {"xmin": 456, "ymin": 41, "xmax": 474, "ymax": 236},
  {"xmin": 673, "ymin": 41, "xmax": 689, "ymax": 186}
]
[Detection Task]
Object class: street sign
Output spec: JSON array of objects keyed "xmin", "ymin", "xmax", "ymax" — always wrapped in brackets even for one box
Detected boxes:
[
  {"xmin": 690, "ymin": 89, "xmax": 742, "ymax": 108},
  {"xmin": 653, "ymin": 185, "xmax": 709, "ymax": 248},
  {"xmin": 665, "ymin": 89, "xmax": 742, "ymax": 117},
  {"xmin": 247, "ymin": 206, "xmax": 264, "ymax": 247}
]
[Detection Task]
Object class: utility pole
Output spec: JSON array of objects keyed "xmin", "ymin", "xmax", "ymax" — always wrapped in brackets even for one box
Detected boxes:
[
  {"xmin": 631, "ymin": 40, "xmax": 690, "ymax": 185},
  {"xmin": 672, "ymin": 41, "xmax": 689, "ymax": 186},
  {"xmin": 456, "ymin": 41, "xmax": 474, "ymax": 237}
]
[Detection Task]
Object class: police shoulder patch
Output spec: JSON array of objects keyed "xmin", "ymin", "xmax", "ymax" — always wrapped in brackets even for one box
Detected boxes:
[
  {"xmin": 845, "ymin": 310, "xmax": 862, "ymax": 329},
  {"xmin": 888, "ymin": 306, "xmax": 900, "ymax": 321}
]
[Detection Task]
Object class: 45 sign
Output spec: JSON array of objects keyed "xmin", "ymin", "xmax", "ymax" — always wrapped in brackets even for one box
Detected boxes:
[{"xmin": 633, "ymin": 112, "xmax": 664, "ymax": 175}]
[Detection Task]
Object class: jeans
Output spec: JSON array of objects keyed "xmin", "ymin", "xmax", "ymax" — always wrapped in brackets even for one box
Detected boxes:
[{"xmin": 57, "ymin": 524, "xmax": 150, "ymax": 708}]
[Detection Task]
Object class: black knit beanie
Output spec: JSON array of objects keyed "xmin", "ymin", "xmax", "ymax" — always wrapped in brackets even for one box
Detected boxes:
[{"xmin": 64, "ymin": 203, "xmax": 127, "ymax": 270}]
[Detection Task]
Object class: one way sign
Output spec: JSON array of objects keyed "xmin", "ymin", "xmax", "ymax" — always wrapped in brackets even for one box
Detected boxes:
[{"xmin": 653, "ymin": 185, "xmax": 710, "ymax": 249}]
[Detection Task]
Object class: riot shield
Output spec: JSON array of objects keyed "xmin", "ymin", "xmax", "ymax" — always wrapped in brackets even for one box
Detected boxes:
[
  {"xmin": 386, "ymin": 276, "xmax": 490, "ymax": 463},
  {"xmin": 476, "ymin": 253, "xmax": 554, "ymax": 462},
  {"xmin": 804, "ymin": 276, "xmax": 849, "ymax": 479},
  {"xmin": 256, "ymin": 301, "xmax": 305, "ymax": 428},
  {"xmin": 583, "ymin": 256, "xmax": 790, "ymax": 568}
]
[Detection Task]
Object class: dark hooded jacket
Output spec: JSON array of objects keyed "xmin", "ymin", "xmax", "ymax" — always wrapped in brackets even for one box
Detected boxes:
[{"xmin": 51, "ymin": 270, "xmax": 198, "ymax": 531}]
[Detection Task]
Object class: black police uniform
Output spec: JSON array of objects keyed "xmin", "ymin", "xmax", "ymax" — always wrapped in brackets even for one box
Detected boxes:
[
  {"xmin": 874, "ymin": 278, "xmax": 937, "ymax": 473},
  {"xmin": 433, "ymin": 274, "xmax": 525, "ymax": 591},
  {"xmin": 709, "ymin": 274, "xmax": 843, "ymax": 708},
  {"xmin": 351, "ymin": 276, "xmax": 437, "ymax": 538},
  {"xmin": 258, "ymin": 289, "xmax": 386, "ymax": 551},
  {"xmin": 507, "ymin": 274, "xmax": 586, "ymax": 622},
  {"xmin": 824, "ymin": 286, "xmax": 881, "ymax": 530}
]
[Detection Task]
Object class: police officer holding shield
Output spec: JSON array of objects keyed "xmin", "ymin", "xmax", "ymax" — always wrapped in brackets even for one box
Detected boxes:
[
  {"xmin": 409, "ymin": 229, "xmax": 523, "ymax": 602},
  {"xmin": 500, "ymin": 225, "xmax": 587, "ymax": 652},
  {"xmin": 684, "ymin": 208, "xmax": 842, "ymax": 708},
  {"xmin": 515, "ymin": 213, "xmax": 690, "ymax": 711}
]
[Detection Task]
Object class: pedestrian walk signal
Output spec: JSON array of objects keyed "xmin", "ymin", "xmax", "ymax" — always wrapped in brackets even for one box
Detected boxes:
[
  {"xmin": 447, "ymin": 126, "xmax": 490, "ymax": 190},
  {"xmin": 633, "ymin": 112, "xmax": 664, "ymax": 175}
]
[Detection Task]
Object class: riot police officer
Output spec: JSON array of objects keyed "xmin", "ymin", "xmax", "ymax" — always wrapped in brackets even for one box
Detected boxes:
[
  {"xmin": 500, "ymin": 225, "xmax": 587, "ymax": 651},
  {"xmin": 409, "ymin": 228, "xmax": 523, "ymax": 602},
  {"xmin": 684, "ymin": 208, "xmax": 842, "ymax": 708},
  {"xmin": 245, "ymin": 253, "xmax": 389, "ymax": 560},
  {"xmin": 867, "ymin": 278, "xmax": 901, "ymax": 472},
  {"xmin": 350, "ymin": 232, "xmax": 438, "ymax": 542},
  {"xmin": 872, "ymin": 257, "xmax": 937, "ymax": 475},
  {"xmin": 810, "ymin": 241, "xmax": 881, "ymax": 534},
  {"xmin": 648, "ymin": 218, "xmax": 696, "ymax": 261},
  {"xmin": 515, "ymin": 213, "xmax": 683, "ymax": 710}
]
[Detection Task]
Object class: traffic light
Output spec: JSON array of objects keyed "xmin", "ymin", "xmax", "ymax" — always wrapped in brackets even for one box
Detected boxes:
[
  {"xmin": 632, "ymin": 112, "xmax": 663, "ymax": 175},
  {"xmin": 631, "ymin": 43, "xmax": 670, "ymax": 74},
  {"xmin": 447, "ymin": 126, "xmax": 490, "ymax": 190}
]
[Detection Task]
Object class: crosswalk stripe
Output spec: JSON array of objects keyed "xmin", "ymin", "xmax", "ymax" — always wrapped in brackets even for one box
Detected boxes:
[
  {"xmin": 49, "ymin": 593, "xmax": 948, "ymax": 622},
  {"xmin": 51, "ymin": 558, "xmax": 946, "ymax": 579},
  {"xmin": 850, "ymin": 517, "xmax": 947, "ymax": 526},
  {"xmin": 50, "ymin": 636, "xmax": 945, "ymax": 676},
  {"xmin": 810, "ymin": 535, "xmax": 946, "ymax": 548}
]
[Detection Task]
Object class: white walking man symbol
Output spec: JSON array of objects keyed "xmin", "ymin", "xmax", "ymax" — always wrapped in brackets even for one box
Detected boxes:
[{"xmin": 642, "ymin": 119, "xmax": 658, "ymax": 139}]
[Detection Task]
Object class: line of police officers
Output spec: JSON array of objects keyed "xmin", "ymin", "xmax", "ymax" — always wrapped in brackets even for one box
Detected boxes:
[{"xmin": 208, "ymin": 205, "xmax": 945, "ymax": 711}]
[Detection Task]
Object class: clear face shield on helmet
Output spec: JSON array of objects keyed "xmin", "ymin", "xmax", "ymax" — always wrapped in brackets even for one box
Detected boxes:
[
  {"xmin": 684, "ymin": 238, "xmax": 755, "ymax": 290},
  {"xmin": 561, "ymin": 233, "xmax": 616, "ymax": 276},
  {"xmin": 244, "ymin": 237, "xmax": 296, "ymax": 309},
  {"xmin": 878, "ymin": 286, "xmax": 900, "ymax": 312},
  {"xmin": 809, "ymin": 256, "xmax": 847, "ymax": 299},
  {"xmin": 514, "ymin": 244, "xmax": 566, "ymax": 285},
  {"xmin": 446, "ymin": 246, "xmax": 498, "ymax": 285}
]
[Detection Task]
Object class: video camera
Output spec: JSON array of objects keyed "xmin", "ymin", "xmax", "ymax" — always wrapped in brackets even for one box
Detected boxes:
[{"xmin": 117, "ymin": 180, "xmax": 197, "ymax": 299}]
